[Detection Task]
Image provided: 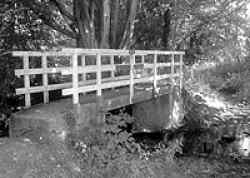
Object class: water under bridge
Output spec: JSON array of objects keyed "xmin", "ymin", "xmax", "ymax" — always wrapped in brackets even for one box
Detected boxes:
[{"xmin": 10, "ymin": 48, "xmax": 185, "ymax": 138}]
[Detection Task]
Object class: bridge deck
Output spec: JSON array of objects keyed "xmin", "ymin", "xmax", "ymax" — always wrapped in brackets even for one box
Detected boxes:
[
  {"xmin": 14, "ymin": 83, "xmax": 171, "ymax": 118},
  {"xmin": 10, "ymin": 84, "xmax": 171, "ymax": 137}
]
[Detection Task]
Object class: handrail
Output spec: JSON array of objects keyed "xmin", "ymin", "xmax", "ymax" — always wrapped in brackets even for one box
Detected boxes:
[{"xmin": 13, "ymin": 48, "xmax": 185, "ymax": 107}]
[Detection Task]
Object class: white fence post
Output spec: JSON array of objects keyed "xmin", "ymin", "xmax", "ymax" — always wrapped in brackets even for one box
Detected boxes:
[
  {"xmin": 171, "ymin": 54, "xmax": 175, "ymax": 86},
  {"xmin": 142, "ymin": 55, "xmax": 145, "ymax": 64},
  {"xmin": 96, "ymin": 54, "xmax": 102, "ymax": 96},
  {"xmin": 23, "ymin": 55, "xmax": 31, "ymax": 107},
  {"xmin": 81, "ymin": 55, "xmax": 86, "ymax": 82},
  {"xmin": 153, "ymin": 53, "xmax": 158, "ymax": 93},
  {"xmin": 72, "ymin": 53, "xmax": 79, "ymax": 104},
  {"xmin": 129, "ymin": 53, "xmax": 135, "ymax": 104},
  {"xmin": 42, "ymin": 55, "xmax": 49, "ymax": 103},
  {"xmin": 111, "ymin": 55, "xmax": 115, "ymax": 80},
  {"xmin": 180, "ymin": 54, "xmax": 183, "ymax": 90}
]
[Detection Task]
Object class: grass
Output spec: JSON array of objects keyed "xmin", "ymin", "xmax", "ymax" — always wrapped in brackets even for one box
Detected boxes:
[
  {"xmin": 0, "ymin": 137, "xmax": 83, "ymax": 178},
  {"xmin": 1, "ymin": 136, "xmax": 250, "ymax": 178}
]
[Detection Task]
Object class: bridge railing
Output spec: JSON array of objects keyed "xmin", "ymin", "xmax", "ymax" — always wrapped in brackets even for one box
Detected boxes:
[{"xmin": 13, "ymin": 49, "xmax": 184, "ymax": 107}]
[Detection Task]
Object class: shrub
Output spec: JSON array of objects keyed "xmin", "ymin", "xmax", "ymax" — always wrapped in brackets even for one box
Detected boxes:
[
  {"xmin": 0, "ymin": 54, "xmax": 20, "ymax": 133},
  {"xmin": 65, "ymin": 112, "xmax": 185, "ymax": 177}
]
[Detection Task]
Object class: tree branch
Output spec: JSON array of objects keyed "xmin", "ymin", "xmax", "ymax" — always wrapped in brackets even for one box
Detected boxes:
[
  {"xmin": 21, "ymin": 0, "xmax": 77, "ymax": 39},
  {"xmin": 119, "ymin": 0, "xmax": 138, "ymax": 49},
  {"xmin": 50, "ymin": 0, "xmax": 74, "ymax": 22}
]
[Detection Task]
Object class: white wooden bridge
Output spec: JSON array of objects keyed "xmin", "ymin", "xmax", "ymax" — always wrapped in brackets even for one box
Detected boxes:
[
  {"xmin": 13, "ymin": 48, "xmax": 184, "ymax": 108},
  {"xmin": 13, "ymin": 49, "xmax": 184, "ymax": 107},
  {"xmin": 10, "ymin": 48, "xmax": 185, "ymax": 137}
]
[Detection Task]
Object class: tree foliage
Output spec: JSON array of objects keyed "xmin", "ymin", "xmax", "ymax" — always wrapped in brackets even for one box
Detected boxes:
[
  {"xmin": 19, "ymin": 0, "xmax": 139, "ymax": 49},
  {"xmin": 134, "ymin": 0, "xmax": 250, "ymax": 63},
  {"xmin": 0, "ymin": 0, "xmax": 55, "ymax": 120}
]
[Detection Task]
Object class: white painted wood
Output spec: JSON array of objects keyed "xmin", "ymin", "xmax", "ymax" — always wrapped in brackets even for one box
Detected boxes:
[
  {"xmin": 111, "ymin": 55, "xmax": 115, "ymax": 80},
  {"xmin": 171, "ymin": 54, "xmax": 175, "ymax": 86},
  {"xmin": 96, "ymin": 54, "xmax": 102, "ymax": 96},
  {"xmin": 129, "ymin": 54, "xmax": 135, "ymax": 104},
  {"xmin": 63, "ymin": 80, "xmax": 130, "ymax": 96},
  {"xmin": 42, "ymin": 55, "xmax": 49, "ymax": 103},
  {"xmin": 180, "ymin": 54, "xmax": 183, "ymax": 90},
  {"xmin": 13, "ymin": 50, "xmax": 185, "ymax": 59},
  {"xmin": 16, "ymin": 67, "xmax": 71, "ymax": 76},
  {"xmin": 13, "ymin": 51, "xmax": 74, "ymax": 57},
  {"xmin": 60, "ymin": 65, "xmax": 115, "ymax": 75},
  {"xmin": 16, "ymin": 75, "xmax": 132, "ymax": 95},
  {"xmin": 157, "ymin": 73, "xmax": 179, "ymax": 80},
  {"xmin": 143, "ymin": 63, "xmax": 180, "ymax": 69},
  {"xmin": 13, "ymin": 49, "xmax": 185, "ymax": 106},
  {"xmin": 23, "ymin": 56, "xmax": 31, "ymax": 107},
  {"xmin": 72, "ymin": 54, "xmax": 79, "ymax": 104},
  {"xmin": 62, "ymin": 73, "xmax": 180, "ymax": 96},
  {"xmin": 81, "ymin": 55, "xmax": 86, "ymax": 82},
  {"xmin": 16, "ymin": 83, "xmax": 72, "ymax": 95},
  {"xmin": 135, "ymin": 76, "xmax": 153, "ymax": 83},
  {"xmin": 15, "ymin": 63, "xmax": 179, "ymax": 76},
  {"xmin": 153, "ymin": 53, "xmax": 157, "ymax": 91},
  {"xmin": 141, "ymin": 55, "xmax": 145, "ymax": 64},
  {"xmin": 61, "ymin": 48, "xmax": 185, "ymax": 55}
]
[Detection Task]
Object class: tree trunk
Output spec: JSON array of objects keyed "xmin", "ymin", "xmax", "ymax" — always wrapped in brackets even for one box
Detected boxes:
[
  {"xmin": 119, "ymin": 0, "xmax": 138, "ymax": 49},
  {"xmin": 20, "ymin": 0, "xmax": 138, "ymax": 49},
  {"xmin": 101, "ymin": 0, "xmax": 111, "ymax": 48},
  {"xmin": 111, "ymin": 0, "xmax": 120, "ymax": 48},
  {"xmin": 74, "ymin": 0, "xmax": 88, "ymax": 48},
  {"xmin": 162, "ymin": 8, "xmax": 171, "ymax": 49},
  {"xmin": 89, "ymin": 2, "xmax": 97, "ymax": 48}
]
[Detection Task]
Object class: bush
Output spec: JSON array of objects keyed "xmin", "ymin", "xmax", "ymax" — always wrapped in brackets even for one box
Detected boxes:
[
  {"xmin": 0, "ymin": 54, "xmax": 20, "ymax": 133},
  {"xmin": 65, "ymin": 112, "xmax": 185, "ymax": 178}
]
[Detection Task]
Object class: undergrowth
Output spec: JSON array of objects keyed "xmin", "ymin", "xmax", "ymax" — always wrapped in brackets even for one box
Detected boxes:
[{"xmin": 65, "ymin": 112, "xmax": 185, "ymax": 178}]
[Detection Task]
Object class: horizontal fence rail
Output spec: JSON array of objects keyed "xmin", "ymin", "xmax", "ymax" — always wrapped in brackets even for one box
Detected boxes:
[{"xmin": 13, "ymin": 48, "xmax": 184, "ymax": 107}]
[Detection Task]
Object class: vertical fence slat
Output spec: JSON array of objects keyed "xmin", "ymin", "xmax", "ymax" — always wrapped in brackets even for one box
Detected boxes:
[
  {"xmin": 97, "ymin": 54, "xmax": 102, "ymax": 96},
  {"xmin": 42, "ymin": 55, "xmax": 49, "ymax": 103},
  {"xmin": 169, "ymin": 53, "xmax": 175, "ymax": 121},
  {"xmin": 111, "ymin": 55, "xmax": 115, "ymax": 80},
  {"xmin": 142, "ymin": 55, "xmax": 145, "ymax": 64},
  {"xmin": 142, "ymin": 55, "xmax": 145, "ymax": 77},
  {"xmin": 129, "ymin": 54, "xmax": 135, "ymax": 104},
  {"xmin": 72, "ymin": 53, "xmax": 79, "ymax": 104},
  {"xmin": 171, "ymin": 54, "xmax": 175, "ymax": 86},
  {"xmin": 180, "ymin": 54, "xmax": 183, "ymax": 90},
  {"xmin": 153, "ymin": 54, "xmax": 157, "ymax": 92},
  {"xmin": 23, "ymin": 55, "xmax": 31, "ymax": 107},
  {"xmin": 81, "ymin": 55, "xmax": 86, "ymax": 82}
]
